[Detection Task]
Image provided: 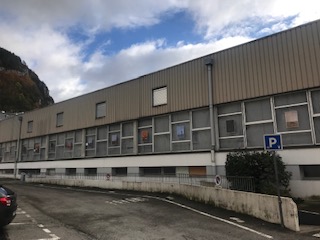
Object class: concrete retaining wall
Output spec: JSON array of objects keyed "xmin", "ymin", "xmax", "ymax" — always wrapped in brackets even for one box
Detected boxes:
[{"xmin": 26, "ymin": 177, "xmax": 300, "ymax": 232}]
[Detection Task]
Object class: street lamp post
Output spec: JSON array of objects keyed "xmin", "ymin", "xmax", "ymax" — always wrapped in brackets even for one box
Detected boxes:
[{"xmin": 14, "ymin": 116, "xmax": 23, "ymax": 179}]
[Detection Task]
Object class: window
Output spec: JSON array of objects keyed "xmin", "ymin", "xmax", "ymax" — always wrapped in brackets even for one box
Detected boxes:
[
  {"xmin": 96, "ymin": 126, "xmax": 108, "ymax": 157},
  {"xmin": 112, "ymin": 167, "xmax": 127, "ymax": 176},
  {"xmin": 218, "ymin": 102, "xmax": 244, "ymax": 149},
  {"xmin": 274, "ymin": 91, "xmax": 312, "ymax": 146},
  {"xmin": 86, "ymin": 128, "xmax": 96, "ymax": 157},
  {"xmin": 27, "ymin": 121, "xmax": 33, "ymax": 133},
  {"xmin": 311, "ymin": 90, "xmax": 320, "ymax": 144},
  {"xmin": 154, "ymin": 115, "xmax": 170, "ymax": 152},
  {"xmin": 245, "ymin": 98, "xmax": 274, "ymax": 148},
  {"xmin": 171, "ymin": 111, "xmax": 190, "ymax": 152},
  {"xmin": 301, "ymin": 165, "xmax": 320, "ymax": 179},
  {"xmin": 138, "ymin": 118, "xmax": 153, "ymax": 154},
  {"xmin": 96, "ymin": 102, "xmax": 106, "ymax": 118},
  {"xmin": 121, "ymin": 122, "xmax": 134, "ymax": 154},
  {"xmin": 192, "ymin": 108, "xmax": 211, "ymax": 150},
  {"xmin": 108, "ymin": 124, "xmax": 120, "ymax": 155},
  {"xmin": 56, "ymin": 112, "xmax": 63, "ymax": 127},
  {"xmin": 153, "ymin": 87, "xmax": 167, "ymax": 106}
]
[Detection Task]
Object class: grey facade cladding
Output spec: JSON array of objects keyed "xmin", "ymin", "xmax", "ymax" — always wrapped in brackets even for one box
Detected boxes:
[{"xmin": 0, "ymin": 19, "xmax": 319, "ymax": 143}]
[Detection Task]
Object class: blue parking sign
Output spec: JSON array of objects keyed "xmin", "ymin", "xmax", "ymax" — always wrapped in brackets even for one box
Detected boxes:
[{"xmin": 264, "ymin": 134, "xmax": 282, "ymax": 150}]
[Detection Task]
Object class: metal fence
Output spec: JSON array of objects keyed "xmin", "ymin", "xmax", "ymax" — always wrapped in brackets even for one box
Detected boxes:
[{"xmin": 29, "ymin": 173, "xmax": 255, "ymax": 193}]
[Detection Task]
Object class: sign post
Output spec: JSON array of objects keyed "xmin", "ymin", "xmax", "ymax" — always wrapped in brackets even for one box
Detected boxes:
[{"xmin": 264, "ymin": 134, "xmax": 285, "ymax": 228}]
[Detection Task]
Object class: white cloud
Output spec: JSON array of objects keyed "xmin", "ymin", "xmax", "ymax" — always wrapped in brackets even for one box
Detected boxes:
[{"xmin": 0, "ymin": 1, "xmax": 319, "ymax": 103}]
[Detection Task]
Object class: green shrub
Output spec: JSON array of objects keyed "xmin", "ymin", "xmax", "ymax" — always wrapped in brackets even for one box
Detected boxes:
[{"xmin": 225, "ymin": 151, "xmax": 292, "ymax": 196}]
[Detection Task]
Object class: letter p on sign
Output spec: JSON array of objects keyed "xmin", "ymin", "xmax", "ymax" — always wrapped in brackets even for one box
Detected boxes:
[{"xmin": 264, "ymin": 134, "xmax": 282, "ymax": 151}]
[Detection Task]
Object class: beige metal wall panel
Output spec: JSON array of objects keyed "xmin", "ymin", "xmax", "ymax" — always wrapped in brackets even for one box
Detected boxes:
[
  {"xmin": 2, "ymin": 20, "xmax": 320, "ymax": 142},
  {"xmin": 0, "ymin": 118, "xmax": 20, "ymax": 142},
  {"xmin": 139, "ymin": 59, "xmax": 209, "ymax": 117},
  {"xmin": 213, "ymin": 20, "xmax": 320, "ymax": 104}
]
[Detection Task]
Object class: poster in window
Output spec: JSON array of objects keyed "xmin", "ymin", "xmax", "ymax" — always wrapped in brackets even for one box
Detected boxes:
[
  {"xmin": 111, "ymin": 134, "xmax": 119, "ymax": 146},
  {"xmin": 177, "ymin": 125, "xmax": 185, "ymax": 140},
  {"xmin": 34, "ymin": 143, "xmax": 40, "ymax": 153},
  {"xmin": 86, "ymin": 137, "xmax": 95, "ymax": 149},
  {"xmin": 285, "ymin": 110, "xmax": 299, "ymax": 129},
  {"xmin": 65, "ymin": 139, "xmax": 73, "ymax": 151},
  {"xmin": 141, "ymin": 130, "xmax": 149, "ymax": 142}
]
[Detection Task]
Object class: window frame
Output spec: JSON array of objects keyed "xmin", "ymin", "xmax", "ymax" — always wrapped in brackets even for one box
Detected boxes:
[
  {"xmin": 96, "ymin": 102, "xmax": 106, "ymax": 119},
  {"xmin": 153, "ymin": 86, "xmax": 167, "ymax": 107},
  {"xmin": 56, "ymin": 112, "xmax": 64, "ymax": 127}
]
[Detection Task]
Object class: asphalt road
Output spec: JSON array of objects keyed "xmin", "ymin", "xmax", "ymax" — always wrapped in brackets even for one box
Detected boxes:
[{"xmin": 0, "ymin": 179, "xmax": 318, "ymax": 240}]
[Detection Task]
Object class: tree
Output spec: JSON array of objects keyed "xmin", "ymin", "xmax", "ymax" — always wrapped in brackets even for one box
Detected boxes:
[{"xmin": 225, "ymin": 151, "xmax": 292, "ymax": 196}]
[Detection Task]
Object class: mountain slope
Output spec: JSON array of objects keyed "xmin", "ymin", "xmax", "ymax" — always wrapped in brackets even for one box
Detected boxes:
[{"xmin": 0, "ymin": 47, "xmax": 54, "ymax": 112}]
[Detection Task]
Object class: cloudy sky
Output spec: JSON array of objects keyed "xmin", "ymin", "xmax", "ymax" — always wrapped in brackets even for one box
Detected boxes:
[{"xmin": 0, "ymin": 0, "xmax": 319, "ymax": 102}]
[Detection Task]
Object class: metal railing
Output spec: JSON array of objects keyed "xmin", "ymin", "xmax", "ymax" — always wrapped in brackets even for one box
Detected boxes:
[{"xmin": 28, "ymin": 173, "xmax": 255, "ymax": 192}]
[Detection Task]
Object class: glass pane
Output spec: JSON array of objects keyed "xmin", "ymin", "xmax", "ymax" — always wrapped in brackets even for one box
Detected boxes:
[
  {"xmin": 85, "ymin": 149, "xmax": 95, "ymax": 157},
  {"xmin": 274, "ymin": 91, "xmax": 307, "ymax": 106},
  {"xmin": 154, "ymin": 134, "xmax": 170, "ymax": 152},
  {"xmin": 108, "ymin": 147, "xmax": 120, "ymax": 155},
  {"xmin": 96, "ymin": 102, "xmax": 106, "ymax": 118},
  {"xmin": 86, "ymin": 136, "xmax": 95, "ymax": 149},
  {"xmin": 246, "ymin": 123, "xmax": 274, "ymax": 147},
  {"xmin": 40, "ymin": 148, "xmax": 46, "ymax": 160},
  {"xmin": 74, "ymin": 144, "xmax": 82, "ymax": 158},
  {"xmin": 138, "ymin": 128, "xmax": 152, "ymax": 144},
  {"xmin": 314, "ymin": 117, "xmax": 320, "ymax": 143},
  {"xmin": 122, "ymin": 122, "xmax": 133, "ymax": 137},
  {"xmin": 192, "ymin": 130, "xmax": 211, "ymax": 150},
  {"xmin": 109, "ymin": 124, "xmax": 120, "ymax": 131},
  {"xmin": 172, "ymin": 142, "xmax": 190, "ymax": 151},
  {"xmin": 172, "ymin": 123, "xmax": 190, "ymax": 141},
  {"xmin": 138, "ymin": 118, "xmax": 152, "ymax": 127},
  {"xmin": 138, "ymin": 145, "xmax": 152, "ymax": 154},
  {"xmin": 218, "ymin": 115, "xmax": 243, "ymax": 137},
  {"xmin": 153, "ymin": 87, "xmax": 167, "ymax": 106},
  {"xmin": 64, "ymin": 151, "xmax": 72, "ymax": 159},
  {"xmin": 96, "ymin": 141, "xmax": 108, "ymax": 156},
  {"xmin": 97, "ymin": 126, "xmax": 108, "ymax": 140},
  {"xmin": 220, "ymin": 138, "xmax": 244, "ymax": 149},
  {"xmin": 66, "ymin": 132, "xmax": 74, "ymax": 138},
  {"xmin": 276, "ymin": 105, "xmax": 310, "ymax": 132},
  {"xmin": 86, "ymin": 128, "xmax": 96, "ymax": 135},
  {"xmin": 65, "ymin": 139, "xmax": 73, "ymax": 151},
  {"xmin": 121, "ymin": 139, "xmax": 133, "ymax": 154},
  {"xmin": 172, "ymin": 111, "xmax": 189, "ymax": 122},
  {"xmin": 108, "ymin": 132, "xmax": 120, "ymax": 147},
  {"xmin": 245, "ymin": 98, "xmax": 271, "ymax": 122},
  {"xmin": 282, "ymin": 132, "xmax": 312, "ymax": 146},
  {"xmin": 301, "ymin": 165, "xmax": 320, "ymax": 178},
  {"xmin": 218, "ymin": 102, "xmax": 241, "ymax": 115},
  {"xmin": 56, "ymin": 146, "xmax": 64, "ymax": 159},
  {"xmin": 75, "ymin": 130, "xmax": 82, "ymax": 143},
  {"xmin": 57, "ymin": 134, "xmax": 65, "ymax": 145},
  {"xmin": 311, "ymin": 90, "xmax": 320, "ymax": 114},
  {"xmin": 154, "ymin": 115, "xmax": 169, "ymax": 133},
  {"xmin": 192, "ymin": 109, "xmax": 210, "ymax": 129}
]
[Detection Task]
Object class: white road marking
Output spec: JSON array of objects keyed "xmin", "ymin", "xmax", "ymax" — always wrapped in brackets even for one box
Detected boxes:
[
  {"xmin": 230, "ymin": 217, "xmax": 245, "ymax": 223},
  {"xmin": 147, "ymin": 196, "xmax": 273, "ymax": 239},
  {"xmin": 35, "ymin": 184, "xmax": 273, "ymax": 239},
  {"xmin": 17, "ymin": 211, "xmax": 26, "ymax": 214},
  {"xmin": 9, "ymin": 222, "xmax": 27, "ymax": 226},
  {"xmin": 106, "ymin": 197, "xmax": 148, "ymax": 205},
  {"xmin": 43, "ymin": 229, "xmax": 51, "ymax": 233},
  {"xmin": 15, "ymin": 207, "xmax": 60, "ymax": 240},
  {"xmin": 313, "ymin": 233, "xmax": 320, "ymax": 238}
]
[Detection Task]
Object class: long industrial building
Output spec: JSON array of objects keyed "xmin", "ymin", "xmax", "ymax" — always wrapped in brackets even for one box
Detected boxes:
[{"xmin": 1, "ymin": 20, "xmax": 320, "ymax": 197}]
